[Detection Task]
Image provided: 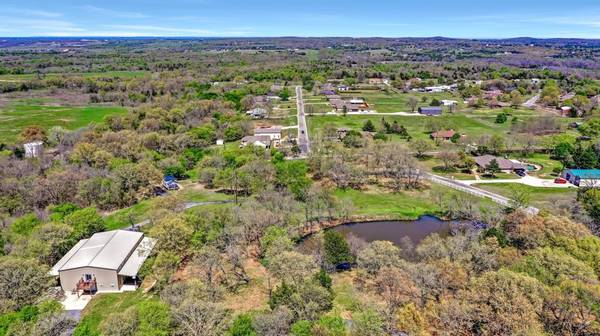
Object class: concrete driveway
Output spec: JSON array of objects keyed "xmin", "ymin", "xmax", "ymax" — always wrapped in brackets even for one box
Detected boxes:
[{"xmin": 461, "ymin": 175, "xmax": 576, "ymax": 188}]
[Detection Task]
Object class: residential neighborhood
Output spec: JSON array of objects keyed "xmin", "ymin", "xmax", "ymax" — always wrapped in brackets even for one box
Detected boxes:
[{"xmin": 4, "ymin": 3, "xmax": 600, "ymax": 335}]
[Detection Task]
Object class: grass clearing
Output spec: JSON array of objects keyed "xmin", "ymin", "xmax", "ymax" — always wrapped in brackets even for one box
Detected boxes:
[
  {"xmin": 334, "ymin": 187, "xmax": 442, "ymax": 219},
  {"xmin": 104, "ymin": 186, "xmax": 233, "ymax": 230},
  {"xmin": 340, "ymin": 90, "xmax": 459, "ymax": 113},
  {"xmin": 0, "ymin": 103, "xmax": 127, "ymax": 143},
  {"xmin": 333, "ymin": 184, "xmax": 493, "ymax": 219},
  {"xmin": 74, "ymin": 290, "xmax": 158, "ymax": 335},
  {"xmin": 476, "ymin": 183, "xmax": 577, "ymax": 210}
]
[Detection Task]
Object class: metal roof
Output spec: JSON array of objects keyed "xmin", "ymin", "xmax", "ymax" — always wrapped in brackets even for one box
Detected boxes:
[
  {"xmin": 118, "ymin": 237, "xmax": 156, "ymax": 277},
  {"xmin": 254, "ymin": 126, "xmax": 282, "ymax": 134},
  {"xmin": 567, "ymin": 169, "xmax": 600, "ymax": 179},
  {"xmin": 53, "ymin": 230, "xmax": 145, "ymax": 272}
]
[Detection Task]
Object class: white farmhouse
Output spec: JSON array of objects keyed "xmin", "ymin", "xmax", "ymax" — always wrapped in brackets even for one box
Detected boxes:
[{"xmin": 23, "ymin": 141, "xmax": 43, "ymax": 158}]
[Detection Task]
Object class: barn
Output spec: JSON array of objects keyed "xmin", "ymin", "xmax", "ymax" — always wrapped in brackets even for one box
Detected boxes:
[{"xmin": 50, "ymin": 230, "xmax": 155, "ymax": 295}]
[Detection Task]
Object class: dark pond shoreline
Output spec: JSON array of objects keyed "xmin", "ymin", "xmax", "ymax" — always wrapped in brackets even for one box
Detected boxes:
[{"xmin": 299, "ymin": 215, "xmax": 467, "ymax": 248}]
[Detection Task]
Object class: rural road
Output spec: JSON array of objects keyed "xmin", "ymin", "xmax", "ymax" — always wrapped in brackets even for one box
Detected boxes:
[
  {"xmin": 296, "ymin": 86, "xmax": 310, "ymax": 155},
  {"xmin": 128, "ymin": 200, "xmax": 234, "ymax": 229},
  {"xmin": 523, "ymin": 93, "xmax": 540, "ymax": 108},
  {"xmin": 425, "ymin": 173, "xmax": 539, "ymax": 215}
]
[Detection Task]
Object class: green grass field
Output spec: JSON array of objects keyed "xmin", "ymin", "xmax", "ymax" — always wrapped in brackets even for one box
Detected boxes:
[
  {"xmin": 0, "ymin": 103, "xmax": 127, "ymax": 143},
  {"xmin": 74, "ymin": 290, "xmax": 158, "ymax": 335},
  {"xmin": 476, "ymin": 183, "xmax": 577, "ymax": 210},
  {"xmin": 308, "ymin": 114, "xmax": 509, "ymax": 141},
  {"xmin": 333, "ymin": 184, "xmax": 494, "ymax": 219},
  {"xmin": 340, "ymin": 90, "xmax": 459, "ymax": 113},
  {"xmin": 104, "ymin": 187, "xmax": 233, "ymax": 230}
]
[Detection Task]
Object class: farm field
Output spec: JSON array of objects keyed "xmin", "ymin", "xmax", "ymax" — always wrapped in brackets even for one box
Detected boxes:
[{"xmin": 0, "ymin": 101, "xmax": 127, "ymax": 143}]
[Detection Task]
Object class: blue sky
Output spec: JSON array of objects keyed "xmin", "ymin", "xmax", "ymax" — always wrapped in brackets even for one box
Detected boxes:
[{"xmin": 2, "ymin": 0, "xmax": 600, "ymax": 38}]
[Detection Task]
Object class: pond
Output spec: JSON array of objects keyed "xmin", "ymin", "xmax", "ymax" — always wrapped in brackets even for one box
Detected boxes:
[{"xmin": 300, "ymin": 215, "xmax": 461, "ymax": 249}]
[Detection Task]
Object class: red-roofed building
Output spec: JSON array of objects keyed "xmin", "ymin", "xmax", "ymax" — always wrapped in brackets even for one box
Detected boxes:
[{"xmin": 430, "ymin": 129, "xmax": 457, "ymax": 141}]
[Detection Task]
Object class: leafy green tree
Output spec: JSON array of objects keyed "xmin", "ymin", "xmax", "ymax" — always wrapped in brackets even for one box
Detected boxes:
[
  {"xmin": 573, "ymin": 145, "xmax": 598, "ymax": 169},
  {"xmin": 323, "ymin": 230, "xmax": 352, "ymax": 266},
  {"xmin": 48, "ymin": 203, "xmax": 80, "ymax": 222},
  {"xmin": 269, "ymin": 282, "xmax": 295, "ymax": 310},
  {"xmin": 541, "ymin": 79, "xmax": 561, "ymax": 106},
  {"xmin": 512, "ymin": 247, "xmax": 597, "ymax": 286},
  {"xmin": 351, "ymin": 307, "xmax": 385, "ymax": 336},
  {"xmin": 495, "ymin": 113, "xmax": 508, "ymax": 124},
  {"xmin": 362, "ymin": 120, "xmax": 376, "ymax": 132},
  {"xmin": 224, "ymin": 126, "xmax": 244, "ymax": 142},
  {"xmin": 275, "ymin": 161, "xmax": 311, "ymax": 200},
  {"xmin": 552, "ymin": 142, "xmax": 574, "ymax": 164},
  {"xmin": 228, "ymin": 314, "xmax": 256, "ymax": 336},
  {"xmin": 342, "ymin": 130, "xmax": 363, "ymax": 148},
  {"xmin": 314, "ymin": 269, "xmax": 332, "ymax": 290},
  {"xmin": 279, "ymin": 88, "xmax": 290, "ymax": 101},
  {"xmin": 137, "ymin": 301, "xmax": 171, "ymax": 336},
  {"xmin": 314, "ymin": 315, "xmax": 346, "ymax": 336},
  {"xmin": 290, "ymin": 320, "xmax": 312, "ymax": 336},
  {"xmin": 63, "ymin": 207, "xmax": 105, "ymax": 240},
  {"xmin": 10, "ymin": 214, "xmax": 41, "ymax": 236},
  {"xmin": 485, "ymin": 159, "xmax": 501, "ymax": 178}
]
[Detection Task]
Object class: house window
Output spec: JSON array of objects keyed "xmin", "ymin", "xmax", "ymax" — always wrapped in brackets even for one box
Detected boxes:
[{"xmin": 84, "ymin": 274, "xmax": 93, "ymax": 281}]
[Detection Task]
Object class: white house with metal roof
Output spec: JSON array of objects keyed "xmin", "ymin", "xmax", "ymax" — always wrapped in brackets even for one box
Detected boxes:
[{"xmin": 50, "ymin": 230, "xmax": 155, "ymax": 295}]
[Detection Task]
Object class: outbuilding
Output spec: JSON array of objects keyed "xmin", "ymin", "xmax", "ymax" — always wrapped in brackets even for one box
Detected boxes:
[
  {"xmin": 562, "ymin": 169, "xmax": 600, "ymax": 187},
  {"xmin": 418, "ymin": 107, "xmax": 442, "ymax": 116},
  {"xmin": 50, "ymin": 230, "xmax": 155, "ymax": 295}
]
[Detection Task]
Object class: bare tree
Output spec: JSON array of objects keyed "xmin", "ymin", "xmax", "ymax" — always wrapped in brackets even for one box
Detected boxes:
[{"xmin": 407, "ymin": 96, "xmax": 419, "ymax": 112}]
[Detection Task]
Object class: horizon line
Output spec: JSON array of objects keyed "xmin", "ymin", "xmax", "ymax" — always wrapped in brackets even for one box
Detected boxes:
[{"xmin": 2, "ymin": 35, "xmax": 600, "ymax": 41}]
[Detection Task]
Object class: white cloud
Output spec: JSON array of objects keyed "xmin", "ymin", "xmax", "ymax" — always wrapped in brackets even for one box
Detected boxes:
[
  {"xmin": 3, "ymin": 7, "xmax": 63, "ymax": 18},
  {"xmin": 81, "ymin": 5, "xmax": 149, "ymax": 19},
  {"xmin": 103, "ymin": 24, "xmax": 253, "ymax": 36},
  {"xmin": 0, "ymin": 17, "xmax": 85, "ymax": 34}
]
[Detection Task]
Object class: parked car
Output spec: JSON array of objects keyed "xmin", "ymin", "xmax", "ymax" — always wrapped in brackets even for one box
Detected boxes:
[
  {"xmin": 163, "ymin": 175, "xmax": 180, "ymax": 190},
  {"xmin": 554, "ymin": 177, "xmax": 567, "ymax": 184},
  {"xmin": 516, "ymin": 171, "xmax": 526, "ymax": 177}
]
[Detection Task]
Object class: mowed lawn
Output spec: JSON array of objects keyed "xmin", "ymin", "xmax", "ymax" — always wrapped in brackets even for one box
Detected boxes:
[
  {"xmin": 476, "ymin": 183, "xmax": 577, "ymax": 210},
  {"xmin": 333, "ymin": 185, "xmax": 495, "ymax": 219},
  {"xmin": 308, "ymin": 114, "xmax": 510, "ymax": 140},
  {"xmin": 0, "ymin": 103, "xmax": 127, "ymax": 143},
  {"xmin": 74, "ymin": 290, "xmax": 158, "ymax": 335}
]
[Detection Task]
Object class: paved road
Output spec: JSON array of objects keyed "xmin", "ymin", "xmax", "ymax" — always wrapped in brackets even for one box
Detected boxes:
[
  {"xmin": 426, "ymin": 173, "xmax": 539, "ymax": 215},
  {"xmin": 295, "ymin": 86, "xmax": 310, "ymax": 155},
  {"xmin": 308, "ymin": 111, "xmax": 422, "ymax": 116}
]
